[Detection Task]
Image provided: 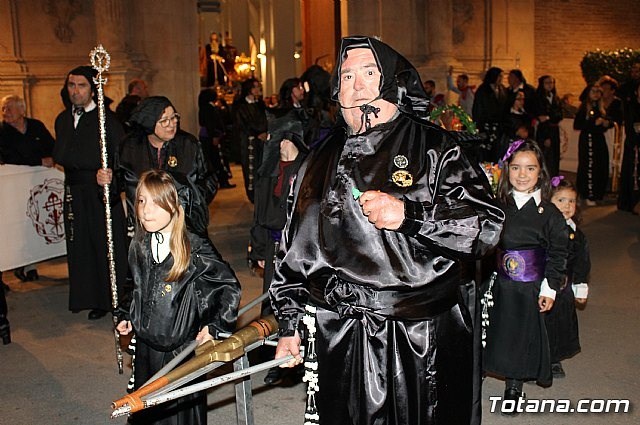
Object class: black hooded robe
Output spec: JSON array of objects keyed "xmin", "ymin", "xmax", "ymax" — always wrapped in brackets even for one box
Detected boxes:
[
  {"xmin": 53, "ymin": 106, "xmax": 128, "ymax": 312},
  {"xmin": 270, "ymin": 36, "xmax": 504, "ymax": 425}
]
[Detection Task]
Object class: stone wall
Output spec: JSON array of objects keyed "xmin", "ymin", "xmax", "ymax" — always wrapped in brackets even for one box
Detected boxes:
[
  {"xmin": 534, "ymin": 0, "xmax": 640, "ymax": 100},
  {"xmin": 0, "ymin": 0, "xmax": 200, "ymax": 135}
]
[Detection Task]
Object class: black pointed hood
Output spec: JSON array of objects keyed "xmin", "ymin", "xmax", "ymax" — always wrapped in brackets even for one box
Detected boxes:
[{"xmin": 330, "ymin": 36, "xmax": 430, "ymax": 119}]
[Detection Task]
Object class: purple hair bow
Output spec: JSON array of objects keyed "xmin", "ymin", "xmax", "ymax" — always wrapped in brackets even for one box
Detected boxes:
[
  {"xmin": 550, "ymin": 175, "xmax": 565, "ymax": 187},
  {"xmin": 501, "ymin": 139, "xmax": 526, "ymax": 162}
]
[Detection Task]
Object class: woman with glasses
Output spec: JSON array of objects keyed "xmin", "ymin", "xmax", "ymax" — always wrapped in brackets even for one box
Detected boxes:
[{"xmin": 97, "ymin": 96, "xmax": 217, "ymax": 237}]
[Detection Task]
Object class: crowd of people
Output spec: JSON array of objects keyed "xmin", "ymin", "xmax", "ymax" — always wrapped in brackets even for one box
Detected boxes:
[{"xmin": 1, "ymin": 36, "xmax": 638, "ymax": 424}]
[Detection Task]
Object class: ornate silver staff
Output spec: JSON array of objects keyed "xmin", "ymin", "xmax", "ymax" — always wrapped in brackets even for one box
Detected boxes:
[{"xmin": 90, "ymin": 44, "xmax": 124, "ymax": 374}]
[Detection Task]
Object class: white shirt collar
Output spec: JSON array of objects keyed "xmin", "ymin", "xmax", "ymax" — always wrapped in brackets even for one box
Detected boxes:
[
  {"xmin": 567, "ymin": 218, "xmax": 576, "ymax": 231},
  {"xmin": 512, "ymin": 188, "xmax": 541, "ymax": 209}
]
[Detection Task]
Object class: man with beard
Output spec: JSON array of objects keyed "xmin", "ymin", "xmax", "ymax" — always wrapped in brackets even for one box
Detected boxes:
[{"xmin": 270, "ymin": 36, "xmax": 504, "ymax": 424}]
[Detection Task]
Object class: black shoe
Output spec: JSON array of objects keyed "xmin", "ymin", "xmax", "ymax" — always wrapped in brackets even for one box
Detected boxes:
[
  {"xmin": 501, "ymin": 388, "xmax": 525, "ymax": 416},
  {"xmin": 88, "ymin": 309, "xmax": 107, "ymax": 320},
  {"xmin": 26, "ymin": 270, "xmax": 39, "ymax": 281},
  {"xmin": 0, "ymin": 317, "xmax": 11, "ymax": 345},
  {"xmin": 264, "ymin": 367, "xmax": 284, "ymax": 385},
  {"xmin": 551, "ymin": 362, "xmax": 566, "ymax": 379},
  {"xmin": 219, "ymin": 182, "xmax": 237, "ymax": 189},
  {"xmin": 1, "ymin": 281, "xmax": 9, "ymax": 293},
  {"xmin": 13, "ymin": 268, "xmax": 28, "ymax": 282}
]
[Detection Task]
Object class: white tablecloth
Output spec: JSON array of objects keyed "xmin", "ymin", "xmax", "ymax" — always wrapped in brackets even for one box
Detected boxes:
[{"xmin": 0, "ymin": 164, "xmax": 67, "ymax": 270}]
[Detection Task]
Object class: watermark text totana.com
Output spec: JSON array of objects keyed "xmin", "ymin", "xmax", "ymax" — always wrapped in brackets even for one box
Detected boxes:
[{"xmin": 489, "ymin": 396, "xmax": 631, "ymax": 414}]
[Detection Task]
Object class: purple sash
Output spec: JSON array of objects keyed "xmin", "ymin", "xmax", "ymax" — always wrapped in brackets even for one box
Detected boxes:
[{"xmin": 496, "ymin": 248, "xmax": 546, "ymax": 282}]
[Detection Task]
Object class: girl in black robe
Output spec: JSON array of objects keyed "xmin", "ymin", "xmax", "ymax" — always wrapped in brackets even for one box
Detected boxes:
[
  {"xmin": 546, "ymin": 177, "xmax": 590, "ymax": 378},
  {"xmin": 534, "ymin": 76, "xmax": 564, "ymax": 177},
  {"xmin": 472, "ymin": 67, "xmax": 508, "ymax": 162},
  {"xmin": 116, "ymin": 170, "xmax": 240, "ymax": 425},
  {"xmin": 483, "ymin": 140, "xmax": 568, "ymax": 409},
  {"xmin": 574, "ymin": 84, "xmax": 610, "ymax": 204}
]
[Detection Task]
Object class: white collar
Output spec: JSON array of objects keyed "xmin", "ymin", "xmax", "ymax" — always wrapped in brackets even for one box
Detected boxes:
[
  {"xmin": 151, "ymin": 230, "xmax": 172, "ymax": 263},
  {"xmin": 512, "ymin": 188, "xmax": 541, "ymax": 209},
  {"xmin": 567, "ymin": 218, "xmax": 576, "ymax": 231},
  {"xmin": 245, "ymin": 96, "xmax": 256, "ymax": 104}
]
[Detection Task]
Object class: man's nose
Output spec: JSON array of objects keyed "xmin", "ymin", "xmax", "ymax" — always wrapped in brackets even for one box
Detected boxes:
[{"xmin": 353, "ymin": 74, "xmax": 365, "ymax": 91}]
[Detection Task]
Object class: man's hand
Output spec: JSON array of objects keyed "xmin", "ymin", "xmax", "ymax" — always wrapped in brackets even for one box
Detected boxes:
[
  {"xmin": 116, "ymin": 320, "xmax": 132, "ymax": 335},
  {"xmin": 41, "ymin": 157, "xmax": 54, "ymax": 168},
  {"xmin": 358, "ymin": 190, "xmax": 405, "ymax": 230},
  {"xmin": 275, "ymin": 331, "xmax": 303, "ymax": 368},
  {"xmin": 96, "ymin": 168, "xmax": 113, "ymax": 186}
]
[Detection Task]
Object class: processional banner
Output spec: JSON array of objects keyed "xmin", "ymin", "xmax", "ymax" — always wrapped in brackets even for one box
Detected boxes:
[{"xmin": 0, "ymin": 164, "xmax": 66, "ymax": 270}]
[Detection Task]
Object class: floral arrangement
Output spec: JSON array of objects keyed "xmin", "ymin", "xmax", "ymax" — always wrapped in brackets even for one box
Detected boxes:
[
  {"xmin": 580, "ymin": 48, "xmax": 640, "ymax": 85},
  {"xmin": 482, "ymin": 162, "xmax": 502, "ymax": 195},
  {"xmin": 429, "ymin": 104, "xmax": 478, "ymax": 134}
]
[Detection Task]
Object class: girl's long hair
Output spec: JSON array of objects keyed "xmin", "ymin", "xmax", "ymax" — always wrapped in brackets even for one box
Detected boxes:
[
  {"xmin": 135, "ymin": 170, "xmax": 191, "ymax": 282},
  {"xmin": 497, "ymin": 139, "xmax": 551, "ymax": 204}
]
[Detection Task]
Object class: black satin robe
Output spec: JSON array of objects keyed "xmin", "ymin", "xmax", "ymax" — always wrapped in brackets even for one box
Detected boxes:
[
  {"xmin": 122, "ymin": 231, "xmax": 240, "ymax": 424},
  {"xmin": 117, "ymin": 130, "xmax": 217, "ymax": 237},
  {"xmin": 270, "ymin": 113, "xmax": 504, "ymax": 425}
]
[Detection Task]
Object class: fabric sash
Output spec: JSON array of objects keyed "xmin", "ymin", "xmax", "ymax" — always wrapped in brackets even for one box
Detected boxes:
[
  {"xmin": 496, "ymin": 248, "xmax": 546, "ymax": 282},
  {"xmin": 308, "ymin": 274, "xmax": 458, "ymax": 335}
]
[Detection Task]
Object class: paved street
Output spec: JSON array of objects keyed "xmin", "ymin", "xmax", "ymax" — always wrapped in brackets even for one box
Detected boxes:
[{"xmin": 1, "ymin": 165, "xmax": 639, "ymax": 424}]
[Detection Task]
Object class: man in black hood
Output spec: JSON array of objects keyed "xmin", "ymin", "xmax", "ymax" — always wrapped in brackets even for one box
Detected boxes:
[{"xmin": 270, "ymin": 36, "xmax": 504, "ymax": 424}]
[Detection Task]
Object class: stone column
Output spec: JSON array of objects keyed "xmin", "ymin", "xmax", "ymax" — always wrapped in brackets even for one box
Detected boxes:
[
  {"xmin": 0, "ymin": 0, "xmax": 30, "ymax": 104},
  {"xmin": 426, "ymin": 0, "xmax": 455, "ymax": 65},
  {"xmin": 94, "ymin": 0, "xmax": 128, "ymax": 59}
]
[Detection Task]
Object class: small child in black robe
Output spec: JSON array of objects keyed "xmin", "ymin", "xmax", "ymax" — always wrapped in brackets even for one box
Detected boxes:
[{"xmin": 546, "ymin": 176, "xmax": 590, "ymax": 378}]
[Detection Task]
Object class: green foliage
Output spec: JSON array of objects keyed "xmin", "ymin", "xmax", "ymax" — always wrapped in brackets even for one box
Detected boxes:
[
  {"xmin": 580, "ymin": 48, "xmax": 640, "ymax": 85},
  {"xmin": 429, "ymin": 104, "xmax": 478, "ymax": 134}
]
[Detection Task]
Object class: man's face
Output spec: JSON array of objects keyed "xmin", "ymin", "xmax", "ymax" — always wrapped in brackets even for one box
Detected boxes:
[
  {"xmin": 1, "ymin": 100, "xmax": 24, "ymax": 125},
  {"xmin": 133, "ymin": 82, "xmax": 149, "ymax": 98},
  {"xmin": 250, "ymin": 81, "xmax": 262, "ymax": 99},
  {"xmin": 338, "ymin": 48, "xmax": 381, "ymax": 108},
  {"xmin": 67, "ymin": 74, "xmax": 93, "ymax": 108},
  {"xmin": 456, "ymin": 76, "xmax": 467, "ymax": 90},
  {"xmin": 291, "ymin": 83, "xmax": 305, "ymax": 103},
  {"xmin": 423, "ymin": 82, "xmax": 434, "ymax": 96},
  {"xmin": 508, "ymin": 73, "xmax": 519, "ymax": 88}
]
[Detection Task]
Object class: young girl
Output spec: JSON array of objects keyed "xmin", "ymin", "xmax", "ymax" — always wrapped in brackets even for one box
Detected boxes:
[
  {"xmin": 545, "ymin": 176, "xmax": 590, "ymax": 378},
  {"xmin": 116, "ymin": 169, "xmax": 241, "ymax": 424},
  {"xmin": 483, "ymin": 139, "xmax": 568, "ymax": 407}
]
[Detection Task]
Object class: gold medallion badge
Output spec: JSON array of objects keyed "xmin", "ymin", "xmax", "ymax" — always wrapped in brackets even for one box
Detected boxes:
[
  {"xmin": 164, "ymin": 284, "xmax": 172, "ymax": 293},
  {"xmin": 167, "ymin": 156, "xmax": 178, "ymax": 167},
  {"xmin": 392, "ymin": 170, "xmax": 413, "ymax": 187}
]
